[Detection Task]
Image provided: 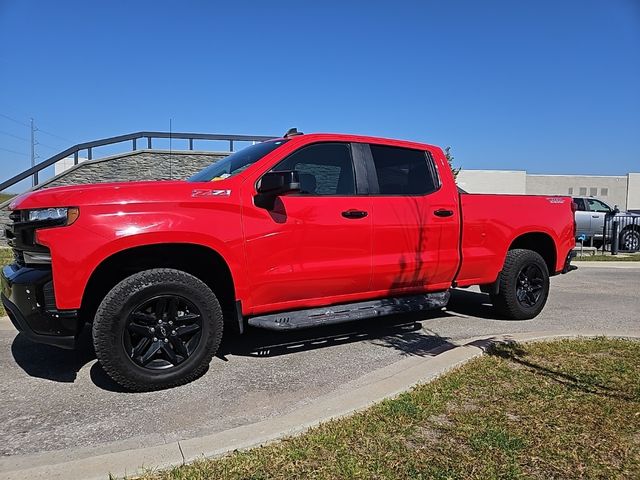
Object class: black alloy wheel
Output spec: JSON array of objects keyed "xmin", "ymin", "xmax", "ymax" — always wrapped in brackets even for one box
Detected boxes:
[
  {"xmin": 124, "ymin": 295, "xmax": 203, "ymax": 370},
  {"xmin": 515, "ymin": 264, "xmax": 545, "ymax": 308},
  {"xmin": 620, "ymin": 230, "xmax": 640, "ymax": 252}
]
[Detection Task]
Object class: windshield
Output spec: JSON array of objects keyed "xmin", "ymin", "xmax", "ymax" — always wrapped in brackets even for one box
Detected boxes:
[{"xmin": 188, "ymin": 139, "xmax": 288, "ymax": 182}]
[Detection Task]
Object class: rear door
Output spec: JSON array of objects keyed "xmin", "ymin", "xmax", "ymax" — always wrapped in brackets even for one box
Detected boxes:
[
  {"xmin": 573, "ymin": 198, "xmax": 591, "ymax": 237},
  {"xmin": 363, "ymin": 143, "xmax": 460, "ymax": 294}
]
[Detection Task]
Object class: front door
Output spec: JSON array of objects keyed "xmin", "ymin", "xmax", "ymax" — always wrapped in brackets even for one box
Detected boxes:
[
  {"xmin": 585, "ymin": 197, "xmax": 611, "ymax": 238},
  {"xmin": 242, "ymin": 142, "xmax": 373, "ymax": 314}
]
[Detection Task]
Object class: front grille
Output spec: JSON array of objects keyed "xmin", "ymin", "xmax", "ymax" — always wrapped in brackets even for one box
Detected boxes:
[
  {"xmin": 4, "ymin": 211, "xmax": 19, "ymax": 247},
  {"xmin": 5, "ymin": 209, "xmax": 50, "ymax": 266},
  {"xmin": 13, "ymin": 250, "xmax": 25, "ymax": 266},
  {"xmin": 43, "ymin": 281, "xmax": 57, "ymax": 311}
]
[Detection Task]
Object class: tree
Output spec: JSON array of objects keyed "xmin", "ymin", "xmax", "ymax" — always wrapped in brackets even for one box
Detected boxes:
[{"xmin": 444, "ymin": 146, "xmax": 460, "ymax": 180}]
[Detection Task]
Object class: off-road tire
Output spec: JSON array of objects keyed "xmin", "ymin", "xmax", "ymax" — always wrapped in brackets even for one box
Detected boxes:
[
  {"xmin": 490, "ymin": 249, "xmax": 550, "ymax": 320},
  {"xmin": 93, "ymin": 268, "xmax": 223, "ymax": 391}
]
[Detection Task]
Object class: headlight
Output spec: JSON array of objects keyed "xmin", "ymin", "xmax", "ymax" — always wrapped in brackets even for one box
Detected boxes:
[{"xmin": 26, "ymin": 207, "xmax": 79, "ymax": 225}]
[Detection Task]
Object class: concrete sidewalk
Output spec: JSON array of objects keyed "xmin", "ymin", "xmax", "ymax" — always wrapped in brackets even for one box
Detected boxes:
[
  {"xmin": 2, "ymin": 330, "xmax": 638, "ymax": 480},
  {"xmin": 572, "ymin": 260, "xmax": 640, "ymax": 268}
]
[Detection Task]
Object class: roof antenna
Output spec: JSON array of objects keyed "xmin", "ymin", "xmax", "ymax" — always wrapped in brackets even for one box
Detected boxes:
[{"xmin": 284, "ymin": 127, "xmax": 304, "ymax": 138}]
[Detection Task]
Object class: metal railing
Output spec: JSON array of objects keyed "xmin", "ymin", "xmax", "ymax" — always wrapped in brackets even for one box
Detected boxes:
[
  {"xmin": 602, "ymin": 214, "xmax": 640, "ymax": 254},
  {"xmin": 0, "ymin": 131, "xmax": 275, "ymax": 192}
]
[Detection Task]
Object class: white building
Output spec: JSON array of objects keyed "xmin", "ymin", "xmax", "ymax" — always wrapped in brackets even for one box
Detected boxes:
[
  {"xmin": 457, "ymin": 170, "xmax": 640, "ymax": 210},
  {"xmin": 54, "ymin": 156, "xmax": 88, "ymax": 176}
]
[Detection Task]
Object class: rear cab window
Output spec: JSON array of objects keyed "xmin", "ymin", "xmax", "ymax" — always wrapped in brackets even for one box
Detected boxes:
[
  {"xmin": 572, "ymin": 198, "xmax": 587, "ymax": 211},
  {"xmin": 368, "ymin": 144, "xmax": 439, "ymax": 195}
]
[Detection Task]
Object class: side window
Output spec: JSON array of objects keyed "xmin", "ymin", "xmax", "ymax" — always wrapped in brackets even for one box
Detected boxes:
[
  {"xmin": 271, "ymin": 143, "xmax": 355, "ymax": 195},
  {"xmin": 369, "ymin": 144, "xmax": 439, "ymax": 195},
  {"xmin": 586, "ymin": 198, "xmax": 611, "ymax": 213},
  {"xmin": 573, "ymin": 198, "xmax": 587, "ymax": 211}
]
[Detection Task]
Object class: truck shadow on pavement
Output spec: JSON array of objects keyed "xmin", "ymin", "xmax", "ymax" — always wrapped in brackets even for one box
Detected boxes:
[
  {"xmin": 217, "ymin": 311, "xmax": 455, "ymax": 360},
  {"xmin": 10, "ymin": 290, "xmax": 500, "ymax": 391},
  {"xmin": 10, "ymin": 327, "xmax": 96, "ymax": 383},
  {"xmin": 445, "ymin": 289, "xmax": 514, "ymax": 320}
]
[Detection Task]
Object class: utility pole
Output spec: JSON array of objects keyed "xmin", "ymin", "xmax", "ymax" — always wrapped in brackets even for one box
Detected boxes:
[{"xmin": 30, "ymin": 118, "xmax": 38, "ymax": 186}]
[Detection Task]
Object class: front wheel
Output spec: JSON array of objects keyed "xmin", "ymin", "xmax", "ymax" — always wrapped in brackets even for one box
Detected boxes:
[
  {"xmin": 93, "ymin": 268, "xmax": 223, "ymax": 391},
  {"xmin": 490, "ymin": 249, "xmax": 550, "ymax": 320}
]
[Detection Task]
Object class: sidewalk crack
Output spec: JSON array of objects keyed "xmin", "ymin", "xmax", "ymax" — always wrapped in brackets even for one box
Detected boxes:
[{"xmin": 177, "ymin": 440, "xmax": 185, "ymax": 465}]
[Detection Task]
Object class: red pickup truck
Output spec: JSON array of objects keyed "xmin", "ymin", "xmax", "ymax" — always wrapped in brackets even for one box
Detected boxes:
[{"xmin": 2, "ymin": 131, "xmax": 576, "ymax": 390}]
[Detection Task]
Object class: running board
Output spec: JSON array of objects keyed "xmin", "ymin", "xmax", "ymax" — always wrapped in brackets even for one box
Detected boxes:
[{"xmin": 247, "ymin": 292, "xmax": 450, "ymax": 331}]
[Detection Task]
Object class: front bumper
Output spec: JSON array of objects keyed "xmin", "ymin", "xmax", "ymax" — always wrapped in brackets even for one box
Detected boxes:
[{"xmin": 1, "ymin": 263, "xmax": 81, "ymax": 349}]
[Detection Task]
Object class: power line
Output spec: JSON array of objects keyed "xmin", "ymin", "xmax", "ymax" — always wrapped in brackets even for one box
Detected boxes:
[
  {"xmin": 37, "ymin": 141, "xmax": 65, "ymax": 152},
  {"xmin": 0, "ymin": 130, "xmax": 29, "ymax": 142},
  {"xmin": 1, "ymin": 112, "xmax": 75, "ymax": 143},
  {"xmin": 37, "ymin": 128, "xmax": 74, "ymax": 143},
  {"xmin": 0, "ymin": 146, "xmax": 28, "ymax": 156},
  {"xmin": 0, "ymin": 112, "xmax": 29, "ymax": 127}
]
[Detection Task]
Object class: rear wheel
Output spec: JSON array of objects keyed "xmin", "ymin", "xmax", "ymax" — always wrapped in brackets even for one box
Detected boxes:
[
  {"xmin": 93, "ymin": 268, "xmax": 223, "ymax": 391},
  {"xmin": 491, "ymin": 249, "xmax": 550, "ymax": 320},
  {"xmin": 619, "ymin": 229, "xmax": 640, "ymax": 252}
]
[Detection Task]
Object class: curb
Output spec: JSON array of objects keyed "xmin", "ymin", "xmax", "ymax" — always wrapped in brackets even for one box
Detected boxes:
[
  {"xmin": 2, "ymin": 330, "xmax": 639, "ymax": 479},
  {"xmin": 572, "ymin": 261, "xmax": 640, "ymax": 268}
]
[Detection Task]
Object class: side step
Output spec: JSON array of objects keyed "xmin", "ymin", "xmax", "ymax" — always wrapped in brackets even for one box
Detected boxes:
[{"xmin": 247, "ymin": 291, "xmax": 450, "ymax": 331}]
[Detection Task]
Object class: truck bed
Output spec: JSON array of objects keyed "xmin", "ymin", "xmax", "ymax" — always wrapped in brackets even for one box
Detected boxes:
[{"xmin": 456, "ymin": 193, "xmax": 575, "ymax": 287}]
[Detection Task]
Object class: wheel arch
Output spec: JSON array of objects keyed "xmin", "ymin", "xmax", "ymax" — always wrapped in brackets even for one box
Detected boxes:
[
  {"xmin": 508, "ymin": 232, "xmax": 557, "ymax": 274},
  {"xmin": 620, "ymin": 223, "xmax": 640, "ymax": 233},
  {"xmin": 80, "ymin": 243, "xmax": 236, "ymax": 323},
  {"xmin": 481, "ymin": 231, "xmax": 557, "ymax": 295}
]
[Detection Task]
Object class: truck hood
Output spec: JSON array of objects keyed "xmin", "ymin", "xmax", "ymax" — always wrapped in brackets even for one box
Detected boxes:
[{"xmin": 8, "ymin": 180, "xmax": 236, "ymax": 210}]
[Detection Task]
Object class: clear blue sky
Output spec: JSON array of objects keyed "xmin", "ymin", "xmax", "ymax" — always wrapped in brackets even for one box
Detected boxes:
[{"xmin": 1, "ymin": 0, "xmax": 639, "ymax": 191}]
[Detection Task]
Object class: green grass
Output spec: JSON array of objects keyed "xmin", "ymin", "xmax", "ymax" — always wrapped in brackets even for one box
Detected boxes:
[
  {"xmin": 0, "ymin": 247, "xmax": 13, "ymax": 316},
  {"xmin": 575, "ymin": 254, "xmax": 640, "ymax": 261},
  {"xmin": 0, "ymin": 193, "xmax": 16, "ymax": 204},
  {"xmin": 138, "ymin": 338, "xmax": 640, "ymax": 480}
]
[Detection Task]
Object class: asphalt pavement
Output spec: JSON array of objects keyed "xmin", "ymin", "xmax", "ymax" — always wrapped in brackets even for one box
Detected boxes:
[{"xmin": 0, "ymin": 263, "xmax": 638, "ymax": 465}]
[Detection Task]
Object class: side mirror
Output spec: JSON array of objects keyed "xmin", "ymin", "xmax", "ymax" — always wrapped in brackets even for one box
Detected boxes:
[
  {"xmin": 614, "ymin": 205, "xmax": 620, "ymax": 214},
  {"xmin": 254, "ymin": 171, "xmax": 300, "ymax": 209}
]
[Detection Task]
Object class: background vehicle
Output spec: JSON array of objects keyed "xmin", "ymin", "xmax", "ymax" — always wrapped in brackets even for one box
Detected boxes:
[
  {"xmin": 2, "ymin": 131, "xmax": 576, "ymax": 391},
  {"xmin": 573, "ymin": 196, "xmax": 640, "ymax": 251}
]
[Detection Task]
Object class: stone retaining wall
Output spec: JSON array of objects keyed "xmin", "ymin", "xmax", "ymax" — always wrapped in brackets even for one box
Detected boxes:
[{"xmin": 0, "ymin": 150, "xmax": 229, "ymax": 244}]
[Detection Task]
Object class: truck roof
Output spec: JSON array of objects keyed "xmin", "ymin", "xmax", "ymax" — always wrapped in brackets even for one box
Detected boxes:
[{"xmin": 273, "ymin": 132, "xmax": 442, "ymax": 153}]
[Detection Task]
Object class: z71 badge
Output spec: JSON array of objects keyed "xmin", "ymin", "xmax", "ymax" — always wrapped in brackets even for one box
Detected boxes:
[{"xmin": 191, "ymin": 189, "xmax": 232, "ymax": 197}]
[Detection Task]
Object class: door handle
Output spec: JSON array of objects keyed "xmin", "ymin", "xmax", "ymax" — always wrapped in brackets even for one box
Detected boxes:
[
  {"xmin": 592, "ymin": 215, "xmax": 599, "ymax": 218},
  {"xmin": 342, "ymin": 209, "xmax": 368, "ymax": 219},
  {"xmin": 434, "ymin": 209, "xmax": 454, "ymax": 218}
]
